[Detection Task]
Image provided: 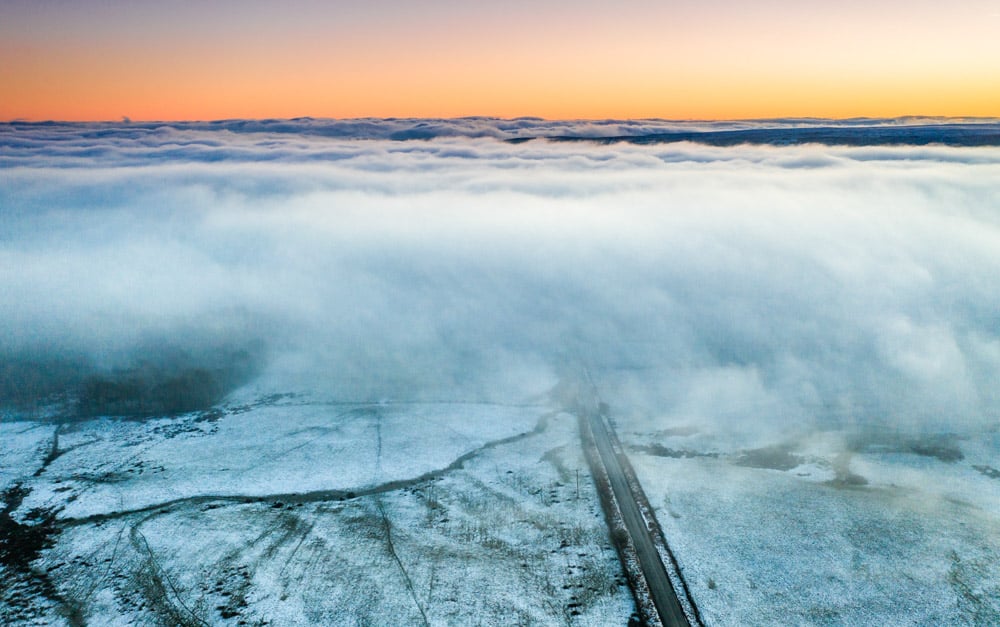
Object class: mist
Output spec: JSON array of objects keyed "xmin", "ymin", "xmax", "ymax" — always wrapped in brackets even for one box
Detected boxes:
[{"xmin": 3, "ymin": 123, "xmax": 1000, "ymax": 444}]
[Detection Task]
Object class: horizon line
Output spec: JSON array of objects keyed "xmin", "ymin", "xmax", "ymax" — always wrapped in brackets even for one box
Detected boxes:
[{"xmin": 6, "ymin": 114, "xmax": 1000, "ymax": 125}]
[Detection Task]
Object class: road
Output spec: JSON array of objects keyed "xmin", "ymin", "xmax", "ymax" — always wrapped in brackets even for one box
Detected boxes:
[{"xmin": 586, "ymin": 405, "xmax": 692, "ymax": 627}]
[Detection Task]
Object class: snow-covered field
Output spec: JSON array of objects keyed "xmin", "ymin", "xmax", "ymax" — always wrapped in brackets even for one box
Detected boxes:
[
  {"xmin": 16, "ymin": 394, "xmax": 541, "ymax": 521},
  {"xmin": 0, "ymin": 422, "xmax": 53, "ymax": 498},
  {"xmin": 0, "ymin": 391, "xmax": 634, "ymax": 625},
  {"xmin": 621, "ymin": 414, "xmax": 1000, "ymax": 625}
]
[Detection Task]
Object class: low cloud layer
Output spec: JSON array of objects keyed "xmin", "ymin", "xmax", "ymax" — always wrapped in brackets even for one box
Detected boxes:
[
  {"xmin": 4, "ymin": 117, "xmax": 1000, "ymax": 169},
  {"xmin": 2, "ymin": 123, "xmax": 1000, "ymax": 441}
]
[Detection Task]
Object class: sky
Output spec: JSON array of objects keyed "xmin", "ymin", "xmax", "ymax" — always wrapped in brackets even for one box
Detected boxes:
[{"xmin": 2, "ymin": 0, "xmax": 999, "ymax": 121}]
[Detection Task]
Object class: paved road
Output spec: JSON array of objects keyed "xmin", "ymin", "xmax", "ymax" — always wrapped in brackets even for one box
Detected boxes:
[{"xmin": 587, "ymin": 407, "xmax": 691, "ymax": 627}]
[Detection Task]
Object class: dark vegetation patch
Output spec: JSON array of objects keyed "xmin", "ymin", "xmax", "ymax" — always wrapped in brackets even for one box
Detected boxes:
[
  {"xmin": 0, "ymin": 485, "xmax": 58, "ymax": 570},
  {"xmin": 225, "ymin": 392, "xmax": 299, "ymax": 415},
  {"xmin": 735, "ymin": 444, "xmax": 804, "ymax": 471},
  {"xmin": 631, "ymin": 444, "xmax": 718, "ymax": 459},
  {"xmin": 0, "ymin": 484, "xmax": 81, "ymax": 625},
  {"xmin": 2, "ymin": 342, "xmax": 263, "ymax": 420},
  {"xmin": 907, "ymin": 439, "xmax": 964, "ymax": 463},
  {"xmin": 973, "ymin": 465, "xmax": 1000, "ymax": 480},
  {"xmin": 76, "ymin": 347, "xmax": 259, "ymax": 418},
  {"xmin": 824, "ymin": 472, "xmax": 869, "ymax": 489},
  {"xmin": 78, "ymin": 366, "xmax": 229, "ymax": 417},
  {"xmin": 0, "ymin": 355, "xmax": 89, "ymax": 412},
  {"xmin": 653, "ymin": 426, "xmax": 700, "ymax": 438},
  {"xmin": 847, "ymin": 432, "xmax": 964, "ymax": 463}
]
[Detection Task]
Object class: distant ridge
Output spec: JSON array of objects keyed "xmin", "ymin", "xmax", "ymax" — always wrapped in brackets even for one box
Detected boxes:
[
  {"xmin": 5, "ymin": 117, "xmax": 1000, "ymax": 147},
  {"xmin": 513, "ymin": 124, "xmax": 1000, "ymax": 147}
]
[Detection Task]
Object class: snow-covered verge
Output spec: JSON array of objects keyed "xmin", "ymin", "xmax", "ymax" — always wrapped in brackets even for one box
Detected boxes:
[
  {"xmin": 0, "ymin": 397, "xmax": 634, "ymax": 625},
  {"xmin": 623, "ymin": 421, "xmax": 1000, "ymax": 625}
]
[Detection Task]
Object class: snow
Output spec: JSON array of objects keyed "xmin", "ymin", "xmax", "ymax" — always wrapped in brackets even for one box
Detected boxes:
[
  {"xmin": 2, "ymin": 399, "xmax": 634, "ymax": 625},
  {"xmin": 0, "ymin": 421, "xmax": 54, "ymax": 497},
  {"xmin": 624, "ymin": 423, "xmax": 1000, "ymax": 625},
  {"xmin": 17, "ymin": 397, "xmax": 541, "ymax": 520}
]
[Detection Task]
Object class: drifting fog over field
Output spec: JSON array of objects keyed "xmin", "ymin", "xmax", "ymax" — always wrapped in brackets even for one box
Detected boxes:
[{"xmin": 3, "ymin": 120, "xmax": 1000, "ymax": 442}]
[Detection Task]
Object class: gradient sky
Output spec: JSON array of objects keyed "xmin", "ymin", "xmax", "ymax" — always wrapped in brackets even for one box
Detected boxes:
[{"xmin": 2, "ymin": 0, "xmax": 999, "ymax": 121}]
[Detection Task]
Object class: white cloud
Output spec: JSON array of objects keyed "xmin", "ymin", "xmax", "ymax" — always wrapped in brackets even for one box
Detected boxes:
[{"xmin": 2, "ymin": 123, "xmax": 1000, "ymax": 439}]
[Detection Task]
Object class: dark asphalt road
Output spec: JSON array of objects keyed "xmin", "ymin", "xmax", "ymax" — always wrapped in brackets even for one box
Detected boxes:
[{"xmin": 587, "ymin": 408, "xmax": 691, "ymax": 627}]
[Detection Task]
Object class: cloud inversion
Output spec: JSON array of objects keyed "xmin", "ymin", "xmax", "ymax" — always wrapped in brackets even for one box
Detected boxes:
[{"xmin": 2, "ymin": 122, "xmax": 999, "ymax": 442}]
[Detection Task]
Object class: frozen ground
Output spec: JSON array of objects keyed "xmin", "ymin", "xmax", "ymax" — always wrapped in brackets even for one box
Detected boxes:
[
  {"xmin": 15, "ymin": 394, "xmax": 543, "ymax": 520},
  {"xmin": 620, "ymin": 414, "xmax": 1000, "ymax": 625},
  {"xmin": 0, "ymin": 391, "xmax": 634, "ymax": 626},
  {"xmin": 5, "ymin": 383, "xmax": 1000, "ymax": 626}
]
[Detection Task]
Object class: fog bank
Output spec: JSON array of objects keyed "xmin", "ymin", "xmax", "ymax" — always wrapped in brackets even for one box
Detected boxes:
[{"xmin": 2, "ymin": 125, "xmax": 999, "ymax": 440}]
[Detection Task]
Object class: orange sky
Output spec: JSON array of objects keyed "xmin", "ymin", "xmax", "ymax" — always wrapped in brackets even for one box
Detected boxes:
[{"xmin": 2, "ymin": 0, "xmax": 999, "ymax": 121}]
